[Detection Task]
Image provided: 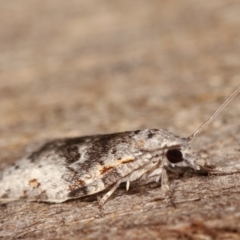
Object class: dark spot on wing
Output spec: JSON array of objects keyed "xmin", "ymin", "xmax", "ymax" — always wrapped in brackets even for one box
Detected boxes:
[
  {"xmin": 77, "ymin": 179, "xmax": 86, "ymax": 186},
  {"xmin": 68, "ymin": 186, "xmax": 89, "ymax": 198},
  {"xmin": 67, "ymin": 178, "xmax": 87, "ymax": 196},
  {"xmin": 148, "ymin": 131, "xmax": 155, "ymax": 138},
  {"xmin": 134, "ymin": 130, "xmax": 141, "ymax": 134},
  {"xmin": 111, "ymin": 147, "xmax": 117, "ymax": 154},
  {"xmin": 101, "ymin": 169, "xmax": 122, "ymax": 187},
  {"xmin": 61, "ymin": 136, "xmax": 93, "ymax": 146},
  {"xmin": 58, "ymin": 145, "xmax": 81, "ymax": 164},
  {"xmin": 14, "ymin": 165, "xmax": 20, "ymax": 170}
]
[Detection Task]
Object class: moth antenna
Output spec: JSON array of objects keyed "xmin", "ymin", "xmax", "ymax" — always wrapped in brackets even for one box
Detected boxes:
[{"xmin": 188, "ymin": 86, "xmax": 240, "ymax": 142}]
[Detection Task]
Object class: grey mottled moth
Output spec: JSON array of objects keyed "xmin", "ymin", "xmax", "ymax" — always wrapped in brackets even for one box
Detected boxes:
[{"xmin": 0, "ymin": 87, "xmax": 239, "ymax": 206}]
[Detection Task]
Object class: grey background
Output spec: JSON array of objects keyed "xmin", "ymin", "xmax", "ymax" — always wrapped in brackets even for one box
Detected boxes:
[{"xmin": 0, "ymin": 0, "xmax": 240, "ymax": 239}]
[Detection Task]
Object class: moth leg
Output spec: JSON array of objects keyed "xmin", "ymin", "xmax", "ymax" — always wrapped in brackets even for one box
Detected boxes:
[
  {"xmin": 98, "ymin": 180, "xmax": 122, "ymax": 206},
  {"xmin": 161, "ymin": 168, "xmax": 170, "ymax": 196},
  {"xmin": 161, "ymin": 168, "xmax": 176, "ymax": 207},
  {"xmin": 140, "ymin": 166, "xmax": 170, "ymax": 194},
  {"xmin": 126, "ymin": 181, "xmax": 130, "ymax": 191}
]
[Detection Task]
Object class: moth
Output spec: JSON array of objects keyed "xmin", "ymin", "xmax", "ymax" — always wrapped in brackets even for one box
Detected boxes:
[{"xmin": 0, "ymin": 87, "xmax": 239, "ymax": 206}]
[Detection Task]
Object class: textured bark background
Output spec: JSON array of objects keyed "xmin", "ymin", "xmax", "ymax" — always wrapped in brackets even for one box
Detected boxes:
[{"xmin": 0, "ymin": 0, "xmax": 240, "ymax": 239}]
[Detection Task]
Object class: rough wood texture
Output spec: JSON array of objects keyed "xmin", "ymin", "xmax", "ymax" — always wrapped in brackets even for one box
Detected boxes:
[{"xmin": 0, "ymin": 0, "xmax": 240, "ymax": 239}]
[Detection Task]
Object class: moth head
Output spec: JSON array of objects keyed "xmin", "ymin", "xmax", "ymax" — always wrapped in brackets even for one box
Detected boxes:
[
  {"xmin": 165, "ymin": 143, "xmax": 205, "ymax": 170},
  {"xmin": 135, "ymin": 129, "xmax": 205, "ymax": 170}
]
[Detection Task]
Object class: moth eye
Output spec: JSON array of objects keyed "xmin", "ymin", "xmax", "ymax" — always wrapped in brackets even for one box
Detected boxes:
[{"xmin": 166, "ymin": 149, "xmax": 183, "ymax": 163}]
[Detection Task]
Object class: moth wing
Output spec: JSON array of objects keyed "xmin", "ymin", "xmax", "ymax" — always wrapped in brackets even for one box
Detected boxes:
[{"xmin": 0, "ymin": 131, "xmax": 176, "ymax": 203}]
